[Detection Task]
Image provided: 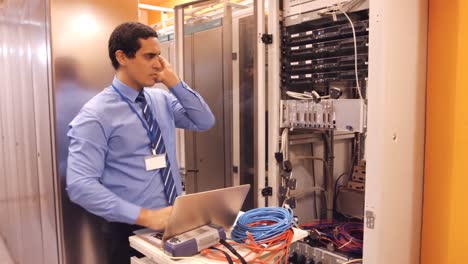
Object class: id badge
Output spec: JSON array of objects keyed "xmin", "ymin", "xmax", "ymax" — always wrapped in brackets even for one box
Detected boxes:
[{"xmin": 145, "ymin": 152, "xmax": 167, "ymax": 171}]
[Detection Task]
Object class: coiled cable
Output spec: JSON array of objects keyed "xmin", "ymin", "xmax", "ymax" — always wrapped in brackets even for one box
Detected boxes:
[{"xmin": 231, "ymin": 207, "xmax": 294, "ymax": 243}]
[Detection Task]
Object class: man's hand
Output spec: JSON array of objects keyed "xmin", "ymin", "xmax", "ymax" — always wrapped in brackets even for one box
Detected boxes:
[
  {"xmin": 154, "ymin": 56, "xmax": 180, "ymax": 88},
  {"xmin": 135, "ymin": 206, "xmax": 173, "ymax": 230}
]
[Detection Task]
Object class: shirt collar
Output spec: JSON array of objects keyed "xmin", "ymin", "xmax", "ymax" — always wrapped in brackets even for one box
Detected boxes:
[{"xmin": 112, "ymin": 76, "xmax": 141, "ymax": 103}]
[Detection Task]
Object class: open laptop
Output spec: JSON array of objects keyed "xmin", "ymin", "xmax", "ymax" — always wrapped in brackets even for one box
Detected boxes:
[{"xmin": 134, "ymin": 184, "xmax": 250, "ymax": 246}]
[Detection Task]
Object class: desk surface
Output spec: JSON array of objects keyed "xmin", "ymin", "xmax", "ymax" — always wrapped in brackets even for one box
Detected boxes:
[{"xmin": 129, "ymin": 227, "xmax": 308, "ymax": 264}]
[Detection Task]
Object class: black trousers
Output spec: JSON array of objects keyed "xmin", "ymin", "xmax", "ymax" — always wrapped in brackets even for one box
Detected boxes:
[{"xmin": 103, "ymin": 222, "xmax": 145, "ymax": 264}]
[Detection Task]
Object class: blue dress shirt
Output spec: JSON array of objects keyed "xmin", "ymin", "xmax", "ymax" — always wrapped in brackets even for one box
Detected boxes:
[{"xmin": 66, "ymin": 76, "xmax": 215, "ymax": 224}]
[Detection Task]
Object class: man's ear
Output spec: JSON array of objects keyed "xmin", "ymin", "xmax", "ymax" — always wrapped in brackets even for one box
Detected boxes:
[{"xmin": 115, "ymin": 50, "xmax": 127, "ymax": 67}]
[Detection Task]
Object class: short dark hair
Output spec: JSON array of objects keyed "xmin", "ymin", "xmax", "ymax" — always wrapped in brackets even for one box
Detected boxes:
[{"xmin": 108, "ymin": 22, "xmax": 158, "ymax": 69}]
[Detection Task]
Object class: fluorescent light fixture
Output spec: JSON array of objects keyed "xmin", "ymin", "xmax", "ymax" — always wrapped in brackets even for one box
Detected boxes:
[{"xmin": 138, "ymin": 4, "xmax": 174, "ymax": 13}]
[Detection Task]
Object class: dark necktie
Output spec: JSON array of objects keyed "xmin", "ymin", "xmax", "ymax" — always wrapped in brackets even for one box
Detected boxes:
[{"xmin": 136, "ymin": 90, "xmax": 177, "ymax": 205}]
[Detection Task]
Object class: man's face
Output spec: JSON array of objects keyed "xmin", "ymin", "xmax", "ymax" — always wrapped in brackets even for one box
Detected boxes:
[{"xmin": 125, "ymin": 37, "xmax": 162, "ymax": 88}]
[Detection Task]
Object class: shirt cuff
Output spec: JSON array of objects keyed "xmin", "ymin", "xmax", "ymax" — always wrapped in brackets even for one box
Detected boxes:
[
  {"xmin": 115, "ymin": 199, "xmax": 142, "ymax": 224},
  {"xmin": 169, "ymin": 81, "xmax": 197, "ymax": 97}
]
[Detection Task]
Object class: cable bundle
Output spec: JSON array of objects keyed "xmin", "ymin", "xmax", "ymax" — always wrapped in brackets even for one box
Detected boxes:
[
  {"xmin": 334, "ymin": 223, "xmax": 363, "ymax": 254},
  {"xmin": 201, "ymin": 207, "xmax": 295, "ymax": 264},
  {"xmin": 231, "ymin": 207, "xmax": 293, "ymax": 243},
  {"xmin": 301, "ymin": 220, "xmax": 364, "ymax": 254}
]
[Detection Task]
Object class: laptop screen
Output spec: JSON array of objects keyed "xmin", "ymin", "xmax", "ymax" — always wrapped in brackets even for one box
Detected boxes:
[{"xmin": 163, "ymin": 184, "xmax": 250, "ymax": 241}]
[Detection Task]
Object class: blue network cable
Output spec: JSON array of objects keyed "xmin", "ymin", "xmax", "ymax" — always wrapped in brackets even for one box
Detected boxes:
[{"xmin": 231, "ymin": 207, "xmax": 294, "ymax": 243}]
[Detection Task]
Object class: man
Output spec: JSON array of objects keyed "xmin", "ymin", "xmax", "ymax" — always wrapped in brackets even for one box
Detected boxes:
[{"xmin": 66, "ymin": 22, "xmax": 215, "ymax": 263}]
